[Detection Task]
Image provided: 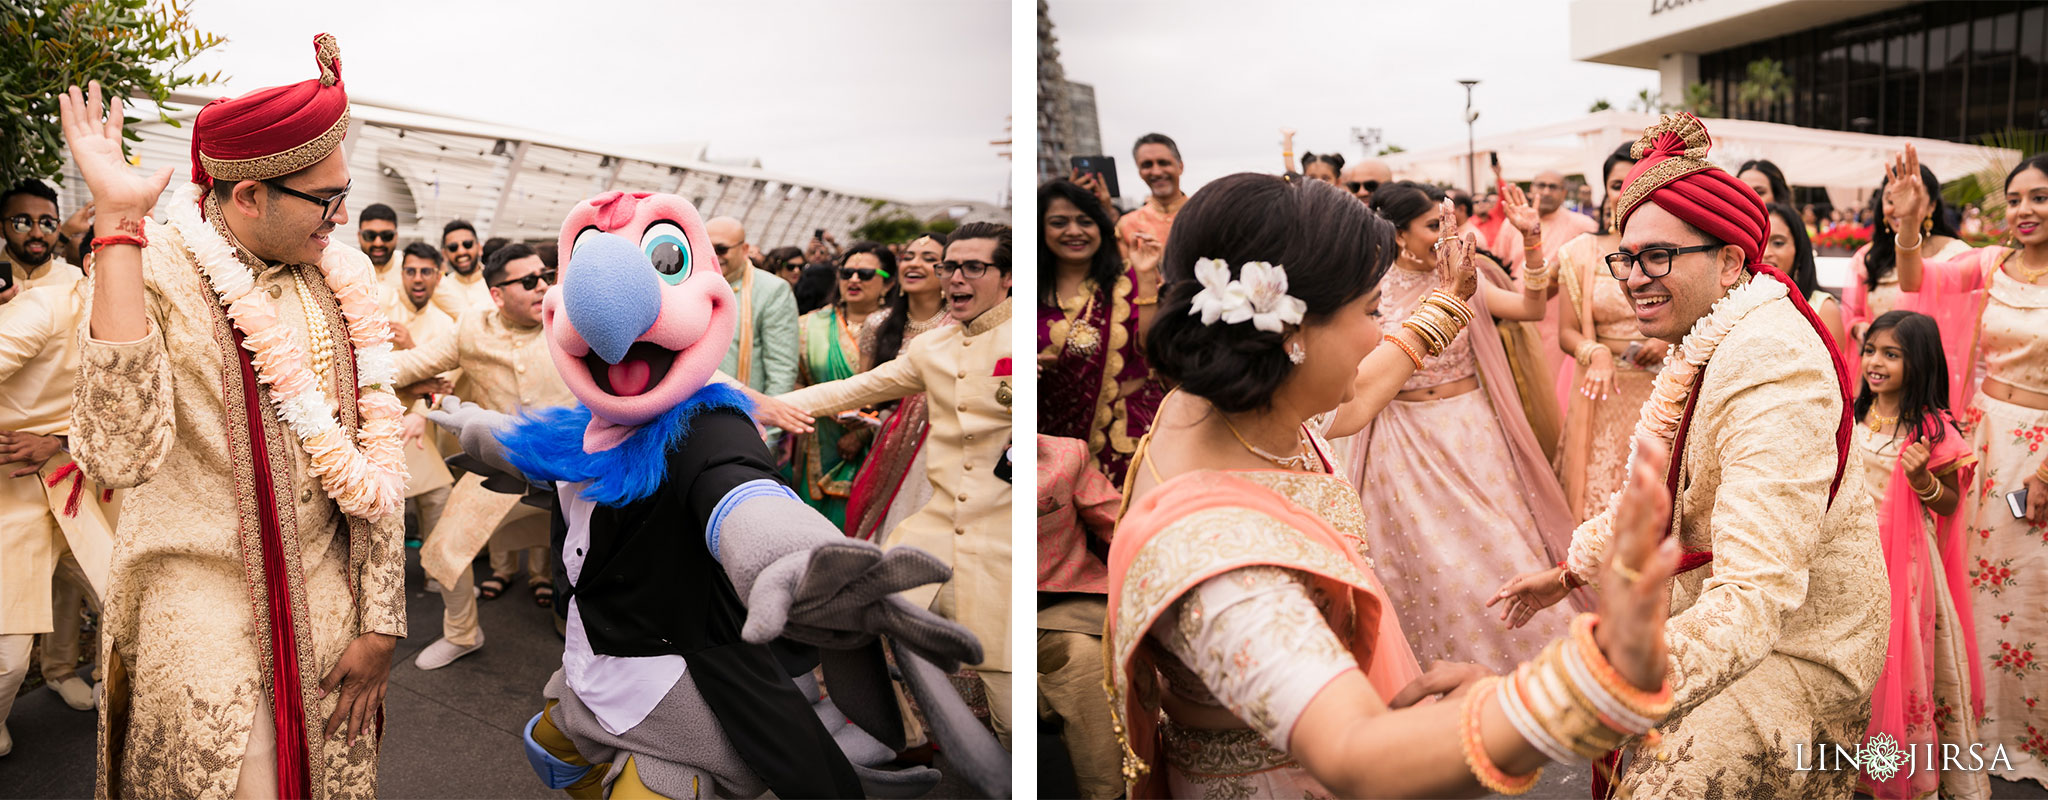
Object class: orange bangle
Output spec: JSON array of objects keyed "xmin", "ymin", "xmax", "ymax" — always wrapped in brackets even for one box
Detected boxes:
[
  {"xmin": 1570, "ymin": 614, "xmax": 1673, "ymax": 717},
  {"xmin": 1462, "ymin": 676, "xmax": 1541, "ymax": 794},
  {"xmin": 1384, "ymin": 333, "xmax": 1424, "ymax": 370}
]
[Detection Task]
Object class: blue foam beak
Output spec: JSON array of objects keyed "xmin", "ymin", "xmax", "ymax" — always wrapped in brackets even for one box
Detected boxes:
[{"xmin": 562, "ymin": 233, "xmax": 662, "ymax": 364}]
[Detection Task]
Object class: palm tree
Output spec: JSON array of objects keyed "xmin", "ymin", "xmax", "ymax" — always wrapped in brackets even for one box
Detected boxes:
[{"xmin": 1735, "ymin": 58, "xmax": 1792, "ymax": 122}]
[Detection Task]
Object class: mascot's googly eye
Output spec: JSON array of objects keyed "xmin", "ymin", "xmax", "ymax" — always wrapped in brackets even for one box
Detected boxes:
[
  {"xmin": 572, "ymin": 226, "xmax": 605, "ymax": 256},
  {"xmin": 642, "ymin": 222, "xmax": 690, "ymax": 285}
]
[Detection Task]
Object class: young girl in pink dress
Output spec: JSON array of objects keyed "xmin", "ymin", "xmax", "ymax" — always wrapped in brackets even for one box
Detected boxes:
[{"xmin": 1854, "ymin": 310, "xmax": 1986, "ymax": 800}]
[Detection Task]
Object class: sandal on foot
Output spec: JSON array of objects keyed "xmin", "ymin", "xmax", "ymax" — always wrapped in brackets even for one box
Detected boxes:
[
  {"xmin": 478, "ymin": 575, "xmax": 508, "ymax": 601},
  {"xmin": 532, "ymin": 580, "xmax": 555, "ymax": 608}
]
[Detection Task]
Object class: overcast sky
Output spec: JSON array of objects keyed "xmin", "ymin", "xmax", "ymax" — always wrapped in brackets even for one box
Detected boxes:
[
  {"xmin": 169, "ymin": 0, "xmax": 1009, "ymax": 204},
  {"xmin": 1046, "ymin": 0, "xmax": 1660, "ymax": 196}
]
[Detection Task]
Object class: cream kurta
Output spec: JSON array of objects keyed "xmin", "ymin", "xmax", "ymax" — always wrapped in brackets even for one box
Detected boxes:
[
  {"xmin": 0, "ymin": 280, "xmax": 116, "ymax": 629},
  {"xmin": 72, "ymin": 219, "xmax": 407, "ymax": 800},
  {"xmin": 779, "ymin": 302, "xmax": 1012, "ymax": 671},
  {"xmin": 1567, "ymin": 293, "xmax": 1888, "ymax": 796},
  {"xmin": 393, "ymin": 306, "xmax": 571, "ymax": 415},
  {"xmin": 16, "ymin": 254, "xmax": 83, "ymax": 291},
  {"xmin": 382, "ymin": 291, "xmax": 458, "ymax": 498},
  {"xmin": 436, "ymin": 268, "xmax": 493, "ymax": 320}
]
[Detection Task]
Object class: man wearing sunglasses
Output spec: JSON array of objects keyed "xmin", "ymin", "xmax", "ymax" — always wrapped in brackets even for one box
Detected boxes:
[
  {"xmin": 378, "ymin": 242, "xmax": 457, "ymax": 555},
  {"xmin": 706, "ymin": 216, "xmax": 798, "ymax": 402},
  {"xmin": 1, "ymin": 179, "xmax": 84, "ymax": 298},
  {"xmin": 394, "ymin": 242, "xmax": 573, "ymax": 670},
  {"xmin": 438, "ymin": 219, "xmax": 494, "ymax": 317},
  {"xmin": 1491, "ymin": 115, "xmax": 1883, "ymax": 796},
  {"xmin": 56, "ymin": 35, "xmax": 404, "ymax": 796},
  {"xmin": 356, "ymin": 202, "xmax": 401, "ymax": 293},
  {"xmin": 1339, "ymin": 158, "xmax": 1393, "ymax": 205},
  {"xmin": 778, "ymin": 221, "xmax": 1015, "ymax": 749}
]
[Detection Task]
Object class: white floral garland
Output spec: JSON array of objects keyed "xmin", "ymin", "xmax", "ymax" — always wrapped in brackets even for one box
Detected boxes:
[
  {"xmin": 1567, "ymin": 274, "xmax": 1787, "ymax": 577},
  {"xmin": 167, "ymin": 183, "xmax": 407, "ymax": 520}
]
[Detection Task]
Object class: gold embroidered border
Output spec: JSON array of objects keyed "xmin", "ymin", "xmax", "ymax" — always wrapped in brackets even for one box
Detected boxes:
[
  {"xmin": 1159, "ymin": 717, "xmax": 1296, "ymax": 777},
  {"xmin": 201, "ymin": 110, "xmax": 351, "ymax": 182},
  {"xmin": 1612, "ymin": 156, "xmax": 1716, "ymax": 233}
]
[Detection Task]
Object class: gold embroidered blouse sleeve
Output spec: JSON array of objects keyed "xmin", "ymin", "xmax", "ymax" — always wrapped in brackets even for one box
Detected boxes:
[
  {"xmin": 1155, "ymin": 564, "xmax": 1359, "ymax": 752},
  {"xmin": 358, "ymin": 513, "xmax": 408, "ymax": 637},
  {"xmin": 392, "ymin": 316, "xmax": 462, "ymax": 388},
  {"xmin": 72, "ymin": 238, "xmax": 180, "ymax": 490},
  {"xmin": 1662, "ymin": 325, "xmax": 1839, "ymax": 716},
  {"xmin": 777, "ymin": 341, "xmax": 925, "ymax": 415}
]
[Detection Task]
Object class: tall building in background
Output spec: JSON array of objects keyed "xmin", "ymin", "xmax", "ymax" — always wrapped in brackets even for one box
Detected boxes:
[
  {"xmin": 1573, "ymin": 0, "xmax": 2047, "ymax": 142},
  {"xmin": 1037, "ymin": 0, "xmax": 1102, "ymax": 185}
]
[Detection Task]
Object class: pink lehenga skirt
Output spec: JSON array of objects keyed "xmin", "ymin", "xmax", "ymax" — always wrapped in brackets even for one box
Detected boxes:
[{"xmin": 1358, "ymin": 388, "xmax": 1571, "ymax": 672}]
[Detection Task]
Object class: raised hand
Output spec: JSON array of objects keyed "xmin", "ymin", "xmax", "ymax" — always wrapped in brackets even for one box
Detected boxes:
[
  {"xmin": 1501, "ymin": 182, "xmax": 1541, "ymax": 235},
  {"xmin": 1431, "ymin": 217, "xmax": 1480, "ymax": 299},
  {"xmin": 58, "ymin": 82, "xmax": 174, "ymax": 223},
  {"xmin": 1900, "ymin": 441, "xmax": 1932, "ymax": 484},
  {"xmin": 1594, "ymin": 435, "xmax": 1682, "ymax": 691},
  {"xmin": 1884, "ymin": 143, "xmax": 1928, "ymax": 236},
  {"xmin": 1127, "ymin": 230, "xmax": 1163, "ymax": 277}
]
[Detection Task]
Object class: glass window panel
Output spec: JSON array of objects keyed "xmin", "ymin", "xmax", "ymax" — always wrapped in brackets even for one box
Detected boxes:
[{"xmin": 1992, "ymin": 12, "xmax": 2018, "ymax": 54}]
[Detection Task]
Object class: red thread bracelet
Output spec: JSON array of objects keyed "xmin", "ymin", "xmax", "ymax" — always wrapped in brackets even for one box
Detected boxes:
[{"xmin": 91, "ymin": 233, "xmax": 148, "ymax": 250}]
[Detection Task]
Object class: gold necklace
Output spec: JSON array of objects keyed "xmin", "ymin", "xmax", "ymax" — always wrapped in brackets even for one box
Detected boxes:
[
  {"xmin": 2013, "ymin": 252, "xmax": 2048, "ymax": 283},
  {"xmin": 1221, "ymin": 413, "xmax": 1317, "ymax": 471},
  {"xmin": 1056, "ymin": 279, "xmax": 1102, "ymax": 356},
  {"xmin": 1867, "ymin": 412, "xmax": 1898, "ymax": 433}
]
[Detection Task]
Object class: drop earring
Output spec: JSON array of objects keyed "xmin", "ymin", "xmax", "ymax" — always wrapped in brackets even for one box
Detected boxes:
[{"xmin": 1287, "ymin": 340, "xmax": 1306, "ymax": 364}]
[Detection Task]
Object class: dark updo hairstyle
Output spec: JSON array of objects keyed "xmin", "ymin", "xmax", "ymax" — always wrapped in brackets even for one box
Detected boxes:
[
  {"xmin": 1765, "ymin": 202, "xmax": 1819, "ymax": 298},
  {"xmin": 1853, "ymin": 310, "xmax": 1952, "ymax": 445},
  {"xmin": 1037, "ymin": 180, "xmax": 1122, "ymax": 306},
  {"xmin": 1736, "ymin": 159, "xmax": 1793, "ymax": 207},
  {"xmin": 1597, "ymin": 141, "xmax": 1639, "ymax": 235},
  {"xmin": 1300, "ymin": 151, "xmax": 1346, "ymax": 177},
  {"xmin": 1864, "ymin": 163, "xmax": 1961, "ymax": 290},
  {"xmin": 1144, "ymin": 174, "xmax": 1396, "ymax": 413}
]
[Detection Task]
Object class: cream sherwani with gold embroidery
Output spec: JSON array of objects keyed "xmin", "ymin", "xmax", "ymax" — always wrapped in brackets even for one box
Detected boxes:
[
  {"xmin": 72, "ymin": 220, "xmax": 406, "ymax": 799},
  {"xmin": 1567, "ymin": 293, "xmax": 1889, "ymax": 797}
]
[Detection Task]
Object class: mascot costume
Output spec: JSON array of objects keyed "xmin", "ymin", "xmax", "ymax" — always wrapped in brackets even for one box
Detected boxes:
[{"xmin": 428, "ymin": 191, "xmax": 1007, "ymax": 799}]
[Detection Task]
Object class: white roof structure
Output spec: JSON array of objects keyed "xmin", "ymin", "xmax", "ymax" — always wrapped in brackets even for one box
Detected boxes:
[
  {"xmin": 49, "ymin": 92, "xmax": 1004, "ymax": 251},
  {"xmin": 1385, "ymin": 110, "xmax": 2017, "ymax": 212}
]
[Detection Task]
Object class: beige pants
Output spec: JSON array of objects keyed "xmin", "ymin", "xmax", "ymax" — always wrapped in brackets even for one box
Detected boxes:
[
  {"xmin": 41, "ymin": 550, "xmax": 99, "ymax": 683},
  {"xmin": 486, "ymin": 504, "xmax": 550, "ymax": 583},
  {"xmin": 410, "ymin": 485, "xmax": 450, "ymax": 543},
  {"xmin": 1038, "ymin": 597, "xmax": 1119, "ymax": 799},
  {"xmin": 437, "ymin": 566, "xmax": 483, "ymax": 648},
  {"xmin": 233, "ymin": 695, "xmax": 278, "ymax": 800},
  {"xmin": 0, "ymin": 634, "xmax": 31, "ymax": 727},
  {"xmin": 932, "ymin": 581, "xmax": 1011, "ymax": 750}
]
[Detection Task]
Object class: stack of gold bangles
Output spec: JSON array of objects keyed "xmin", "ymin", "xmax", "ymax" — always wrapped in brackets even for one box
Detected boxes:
[
  {"xmin": 1400, "ymin": 290, "xmax": 1474, "ymax": 358},
  {"xmin": 1574, "ymin": 340, "xmax": 1605, "ymax": 366},
  {"xmin": 1912, "ymin": 474, "xmax": 1943, "ymax": 505},
  {"xmin": 2035, "ymin": 461, "xmax": 2048, "ymax": 486},
  {"xmin": 1461, "ymin": 612, "xmax": 1675, "ymax": 795}
]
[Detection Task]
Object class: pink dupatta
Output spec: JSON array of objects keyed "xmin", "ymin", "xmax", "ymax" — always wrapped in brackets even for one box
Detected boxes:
[
  {"xmin": 1865, "ymin": 413, "xmax": 1981, "ymax": 799},
  {"xmin": 1894, "ymin": 246, "xmax": 2013, "ymax": 414}
]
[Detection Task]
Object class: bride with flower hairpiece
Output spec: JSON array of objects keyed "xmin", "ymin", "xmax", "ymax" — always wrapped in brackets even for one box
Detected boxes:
[{"xmin": 1105, "ymin": 173, "xmax": 1684, "ymax": 798}]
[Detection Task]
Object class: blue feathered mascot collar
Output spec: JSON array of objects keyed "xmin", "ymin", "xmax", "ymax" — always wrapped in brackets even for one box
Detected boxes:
[{"xmin": 499, "ymin": 383, "xmax": 753, "ymax": 507}]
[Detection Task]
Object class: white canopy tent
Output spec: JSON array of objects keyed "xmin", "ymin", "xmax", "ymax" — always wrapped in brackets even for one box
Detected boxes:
[{"xmin": 1385, "ymin": 110, "xmax": 2017, "ymax": 214}]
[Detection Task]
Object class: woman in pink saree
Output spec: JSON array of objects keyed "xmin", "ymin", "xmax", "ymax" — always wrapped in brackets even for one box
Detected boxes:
[
  {"xmin": 1854, "ymin": 311, "xmax": 1986, "ymax": 799},
  {"xmin": 1891, "ymin": 149, "xmax": 2048, "ymax": 789},
  {"xmin": 1107, "ymin": 174, "xmax": 1684, "ymax": 799},
  {"xmin": 1347, "ymin": 181, "xmax": 1580, "ymax": 672}
]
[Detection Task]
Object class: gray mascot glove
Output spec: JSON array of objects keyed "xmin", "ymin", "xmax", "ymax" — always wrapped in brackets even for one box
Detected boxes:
[
  {"xmin": 423, "ymin": 395, "xmax": 525, "ymax": 483},
  {"xmin": 717, "ymin": 489, "xmax": 982, "ymax": 671}
]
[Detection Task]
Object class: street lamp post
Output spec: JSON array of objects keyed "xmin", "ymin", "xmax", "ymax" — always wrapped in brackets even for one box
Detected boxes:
[{"xmin": 1459, "ymin": 79, "xmax": 1480, "ymax": 195}]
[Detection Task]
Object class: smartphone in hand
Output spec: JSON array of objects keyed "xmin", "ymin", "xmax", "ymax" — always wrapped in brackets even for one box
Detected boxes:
[
  {"xmin": 1070, "ymin": 155, "xmax": 1120, "ymax": 199},
  {"xmin": 2010, "ymin": 487, "xmax": 2031, "ymax": 520}
]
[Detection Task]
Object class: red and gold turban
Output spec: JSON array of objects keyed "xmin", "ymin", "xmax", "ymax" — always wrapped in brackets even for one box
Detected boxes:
[
  {"xmin": 1611, "ymin": 113, "xmax": 1856, "ymax": 508},
  {"xmin": 189, "ymin": 33, "xmax": 349, "ymax": 189}
]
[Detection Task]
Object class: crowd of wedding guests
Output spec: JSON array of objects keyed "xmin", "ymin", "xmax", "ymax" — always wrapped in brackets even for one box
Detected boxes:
[{"xmin": 1037, "ymin": 127, "xmax": 2048, "ymax": 797}]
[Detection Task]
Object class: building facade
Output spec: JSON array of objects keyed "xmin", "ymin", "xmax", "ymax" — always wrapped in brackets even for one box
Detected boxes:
[{"xmin": 1574, "ymin": 0, "xmax": 2046, "ymax": 143}]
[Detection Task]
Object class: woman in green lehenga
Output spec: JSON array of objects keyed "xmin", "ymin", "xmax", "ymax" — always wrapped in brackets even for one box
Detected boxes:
[{"xmin": 789, "ymin": 241, "xmax": 897, "ymax": 527}]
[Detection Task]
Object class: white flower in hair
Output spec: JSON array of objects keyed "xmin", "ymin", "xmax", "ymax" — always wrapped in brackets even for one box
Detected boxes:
[
  {"xmin": 1189, "ymin": 257, "xmax": 1250, "ymax": 325},
  {"xmin": 1235, "ymin": 261, "xmax": 1307, "ymax": 333}
]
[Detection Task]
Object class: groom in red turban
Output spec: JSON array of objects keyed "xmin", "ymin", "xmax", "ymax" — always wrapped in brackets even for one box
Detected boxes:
[
  {"xmin": 61, "ymin": 33, "xmax": 406, "ymax": 799},
  {"xmin": 1500, "ymin": 114, "xmax": 1888, "ymax": 796}
]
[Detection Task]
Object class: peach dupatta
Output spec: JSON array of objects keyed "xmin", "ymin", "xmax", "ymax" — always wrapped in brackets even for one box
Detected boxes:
[
  {"xmin": 1105, "ymin": 465, "xmax": 1422, "ymax": 798},
  {"xmin": 1555, "ymin": 235, "xmax": 1604, "ymax": 521}
]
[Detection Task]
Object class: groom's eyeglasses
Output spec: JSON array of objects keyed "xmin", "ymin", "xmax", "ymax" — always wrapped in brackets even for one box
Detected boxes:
[
  {"xmin": 1605, "ymin": 243, "xmax": 1721, "ymax": 281},
  {"xmin": 264, "ymin": 179, "xmax": 351, "ymax": 219}
]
